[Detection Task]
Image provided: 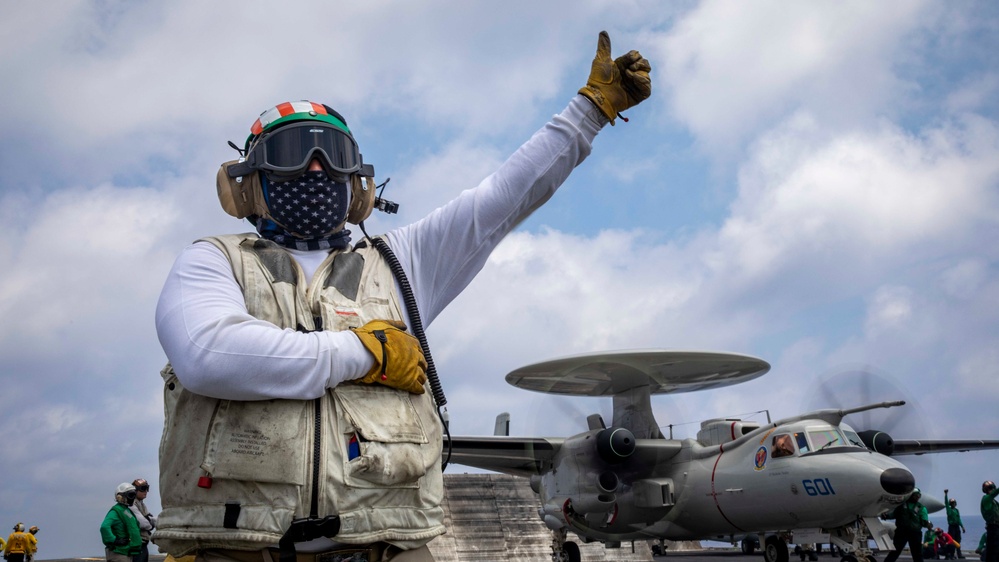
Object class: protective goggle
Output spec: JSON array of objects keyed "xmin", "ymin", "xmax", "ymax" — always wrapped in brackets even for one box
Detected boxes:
[
  {"xmin": 245, "ymin": 121, "xmax": 361, "ymax": 182},
  {"xmin": 135, "ymin": 484, "xmax": 150, "ymax": 492},
  {"xmin": 122, "ymin": 490, "xmax": 137, "ymax": 500}
]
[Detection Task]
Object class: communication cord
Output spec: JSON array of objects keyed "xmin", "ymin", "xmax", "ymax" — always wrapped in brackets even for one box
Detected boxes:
[{"xmin": 359, "ymin": 223, "xmax": 452, "ymax": 470}]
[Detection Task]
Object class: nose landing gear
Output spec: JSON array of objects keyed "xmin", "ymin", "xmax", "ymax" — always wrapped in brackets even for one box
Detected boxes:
[
  {"xmin": 765, "ymin": 535, "xmax": 791, "ymax": 562},
  {"xmin": 550, "ymin": 528, "xmax": 581, "ymax": 562}
]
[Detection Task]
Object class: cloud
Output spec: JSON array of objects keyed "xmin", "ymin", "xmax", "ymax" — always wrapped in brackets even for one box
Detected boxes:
[
  {"xmin": 864, "ymin": 285, "xmax": 916, "ymax": 337},
  {"xmin": 718, "ymin": 112, "xmax": 999, "ymax": 296},
  {"xmin": 656, "ymin": 1, "xmax": 936, "ymax": 156}
]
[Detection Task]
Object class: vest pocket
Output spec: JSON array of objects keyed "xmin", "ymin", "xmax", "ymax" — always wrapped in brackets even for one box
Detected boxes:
[
  {"xmin": 158, "ymin": 366, "xmax": 303, "ymax": 553},
  {"xmin": 202, "ymin": 399, "xmax": 311, "ymax": 485},
  {"xmin": 333, "ymin": 384, "xmax": 436, "ymax": 488}
]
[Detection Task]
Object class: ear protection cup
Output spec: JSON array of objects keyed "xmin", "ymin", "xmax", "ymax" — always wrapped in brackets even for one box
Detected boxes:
[
  {"xmin": 347, "ymin": 174, "xmax": 376, "ymax": 224},
  {"xmin": 217, "ymin": 160, "xmax": 267, "ymax": 219}
]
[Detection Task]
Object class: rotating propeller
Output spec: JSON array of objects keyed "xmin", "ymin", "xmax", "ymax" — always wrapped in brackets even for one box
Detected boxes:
[{"xmin": 807, "ymin": 365, "xmax": 936, "ymax": 489}]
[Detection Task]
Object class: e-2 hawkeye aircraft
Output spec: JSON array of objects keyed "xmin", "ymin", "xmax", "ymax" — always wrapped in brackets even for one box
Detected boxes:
[{"xmin": 446, "ymin": 350, "xmax": 999, "ymax": 562}]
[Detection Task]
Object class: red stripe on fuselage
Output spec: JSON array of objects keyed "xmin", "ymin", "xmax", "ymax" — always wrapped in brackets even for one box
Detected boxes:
[{"xmin": 710, "ymin": 443, "xmax": 745, "ymax": 532}]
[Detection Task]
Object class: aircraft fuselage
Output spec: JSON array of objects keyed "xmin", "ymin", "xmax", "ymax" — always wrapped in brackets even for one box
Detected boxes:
[{"xmin": 538, "ymin": 420, "xmax": 912, "ymax": 543}]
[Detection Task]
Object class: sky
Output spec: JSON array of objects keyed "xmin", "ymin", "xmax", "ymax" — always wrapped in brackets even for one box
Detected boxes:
[{"xmin": 1, "ymin": 1, "xmax": 998, "ymax": 558}]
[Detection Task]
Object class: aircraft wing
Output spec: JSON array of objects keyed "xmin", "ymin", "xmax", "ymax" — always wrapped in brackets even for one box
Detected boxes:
[
  {"xmin": 446, "ymin": 436, "xmax": 684, "ymax": 478},
  {"xmin": 891, "ymin": 439, "xmax": 999, "ymax": 455},
  {"xmin": 446, "ymin": 436, "xmax": 563, "ymax": 478}
]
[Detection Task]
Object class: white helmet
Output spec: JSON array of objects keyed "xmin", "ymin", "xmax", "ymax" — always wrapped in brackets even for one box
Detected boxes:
[
  {"xmin": 13, "ymin": 522, "xmax": 24, "ymax": 532},
  {"xmin": 115, "ymin": 482, "xmax": 137, "ymax": 504}
]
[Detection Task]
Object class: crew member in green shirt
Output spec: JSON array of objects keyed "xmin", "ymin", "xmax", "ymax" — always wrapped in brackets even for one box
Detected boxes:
[
  {"xmin": 946, "ymin": 489, "xmax": 967, "ymax": 558},
  {"xmin": 982, "ymin": 480, "xmax": 999, "ymax": 562}
]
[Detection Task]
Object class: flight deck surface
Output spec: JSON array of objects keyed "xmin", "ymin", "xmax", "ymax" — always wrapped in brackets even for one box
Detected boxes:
[{"xmin": 41, "ymin": 548, "xmax": 921, "ymax": 562}]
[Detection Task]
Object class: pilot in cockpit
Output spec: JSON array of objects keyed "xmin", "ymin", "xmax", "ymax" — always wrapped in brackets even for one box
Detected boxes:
[{"xmin": 773, "ymin": 434, "xmax": 795, "ymax": 458}]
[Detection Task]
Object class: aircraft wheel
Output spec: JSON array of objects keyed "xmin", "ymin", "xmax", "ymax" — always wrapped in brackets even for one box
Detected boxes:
[
  {"xmin": 840, "ymin": 555, "xmax": 859, "ymax": 562},
  {"xmin": 563, "ymin": 541, "xmax": 581, "ymax": 562},
  {"xmin": 743, "ymin": 538, "xmax": 757, "ymax": 555},
  {"xmin": 765, "ymin": 536, "xmax": 790, "ymax": 562}
]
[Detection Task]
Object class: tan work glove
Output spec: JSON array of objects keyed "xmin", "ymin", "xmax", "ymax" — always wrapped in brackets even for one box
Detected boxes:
[
  {"xmin": 350, "ymin": 320, "xmax": 427, "ymax": 394},
  {"xmin": 578, "ymin": 31, "xmax": 652, "ymax": 125}
]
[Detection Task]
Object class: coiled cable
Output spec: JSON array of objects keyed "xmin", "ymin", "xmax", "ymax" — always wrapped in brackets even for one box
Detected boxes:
[{"xmin": 359, "ymin": 223, "xmax": 452, "ymax": 470}]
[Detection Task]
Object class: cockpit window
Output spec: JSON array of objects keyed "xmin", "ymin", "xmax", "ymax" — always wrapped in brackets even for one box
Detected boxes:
[
  {"xmin": 772, "ymin": 434, "xmax": 795, "ymax": 458},
  {"xmin": 843, "ymin": 429, "xmax": 866, "ymax": 449},
  {"xmin": 794, "ymin": 432, "xmax": 810, "ymax": 453},
  {"xmin": 808, "ymin": 428, "xmax": 845, "ymax": 451}
]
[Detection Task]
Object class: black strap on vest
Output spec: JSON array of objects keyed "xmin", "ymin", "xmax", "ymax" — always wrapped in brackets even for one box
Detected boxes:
[{"xmin": 277, "ymin": 516, "xmax": 341, "ymax": 562}]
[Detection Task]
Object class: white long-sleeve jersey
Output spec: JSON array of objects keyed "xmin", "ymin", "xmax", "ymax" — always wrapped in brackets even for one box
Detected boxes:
[{"xmin": 155, "ymin": 95, "xmax": 605, "ymax": 401}]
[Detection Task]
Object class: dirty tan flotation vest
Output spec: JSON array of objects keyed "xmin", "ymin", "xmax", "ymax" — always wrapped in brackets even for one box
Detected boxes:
[{"xmin": 153, "ymin": 234, "xmax": 444, "ymax": 556}]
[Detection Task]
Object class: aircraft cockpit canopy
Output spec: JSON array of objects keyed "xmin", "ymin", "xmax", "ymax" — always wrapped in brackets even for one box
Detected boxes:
[
  {"xmin": 801, "ymin": 426, "xmax": 867, "ymax": 453},
  {"xmin": 768, "ymin": 425, "xmax": 868, "ymax": 458}
]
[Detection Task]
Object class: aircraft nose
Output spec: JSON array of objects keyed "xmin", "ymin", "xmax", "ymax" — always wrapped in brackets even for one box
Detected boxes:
[{"xmin": 880, "ymin": 467, "xmax": 915, "ymax": 495}]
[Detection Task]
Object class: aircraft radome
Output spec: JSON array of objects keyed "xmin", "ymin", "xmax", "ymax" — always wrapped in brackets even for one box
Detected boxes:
[{"xmin": 446, "ymin": 350, "xmax": 999, "ymax": 562}]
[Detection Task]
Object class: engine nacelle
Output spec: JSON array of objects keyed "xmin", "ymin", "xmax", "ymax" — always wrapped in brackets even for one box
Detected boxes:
[
  {"xmin": 858, "ymin": 429, "xmax": 895, "ymax": 456},
  {"xmin": 596, "ymin": 427, "xmax": 636, "ymax": 463}
]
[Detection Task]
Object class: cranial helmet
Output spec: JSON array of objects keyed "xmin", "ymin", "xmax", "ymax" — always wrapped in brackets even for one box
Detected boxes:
[
  {"xmin": 985, "ymin": 480, "xmax": 996, "ymax": 493},
  {"xmin": 115, "ymin": 482, "xmax": 137, "ymax": 504},
  {"xmin": 217, "ymin": 101, "xmax": 378, "ymax": 229},
  {"xmin": 13, "ymin": 522, "xmax": 24, "ymax": 532}
]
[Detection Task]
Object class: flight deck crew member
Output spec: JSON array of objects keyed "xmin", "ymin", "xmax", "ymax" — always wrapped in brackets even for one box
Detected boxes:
[
  {"xmin": 4, "ymin": 524, "xmax": 34, "ymax": 562},
  {"xmin": 982, "ymin": 480, "xmax": 999, "ymax": 562},
  {"xmin": 25, "ymin": 526, "xmax": 38, "ymax": 562},
  {"xmin": 945, "ymin": 489, "xmax": 966, "ymax": 558},
  {"xmin": 885, "ymin": 487, "xmax": 933, "ymax": 562},
  {"xmin": 936, "ymin": 528, "xmax": 960, "ymax": 560},
  {"xmin": 153, "ymin": 31, "xmax": 651, "ymax": 562},
  {"xmin": 924, "ymin": 528, "xmax": 939, "ymax": 560},
  {"xmin": 129, "ymin": 479, "xmax": 156, "ymax": 562},
  {"xmin": 101, "ymin": 483, "xmax": 142, "ymax": 562}
]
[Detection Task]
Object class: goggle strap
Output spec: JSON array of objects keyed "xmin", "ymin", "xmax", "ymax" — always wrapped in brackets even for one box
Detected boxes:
[{"xmin": 227, "ymin": 161, "xmax": 255, "ymax": 177}]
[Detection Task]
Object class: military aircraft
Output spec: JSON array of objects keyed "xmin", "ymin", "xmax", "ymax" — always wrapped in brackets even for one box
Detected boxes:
[{"xmin": 446, "ymin": 350, "xmax": 999, "ymax": 562}]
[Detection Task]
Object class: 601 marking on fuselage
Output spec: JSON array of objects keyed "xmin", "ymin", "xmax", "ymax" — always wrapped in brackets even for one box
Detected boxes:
[{"xmin": 802, "ymin": 478, "xmax": 836, "ymax": 496}]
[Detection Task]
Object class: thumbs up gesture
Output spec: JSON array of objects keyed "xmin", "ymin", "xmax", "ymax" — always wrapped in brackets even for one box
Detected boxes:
[{"xmin": 578, "ymin": 31, "xmax": 652, "ymax": 125}]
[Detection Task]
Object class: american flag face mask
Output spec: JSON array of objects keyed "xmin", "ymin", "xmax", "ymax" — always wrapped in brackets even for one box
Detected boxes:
[{"xmin": 263, "ymin": 170, "xmax": 350, "ymax": 239}]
